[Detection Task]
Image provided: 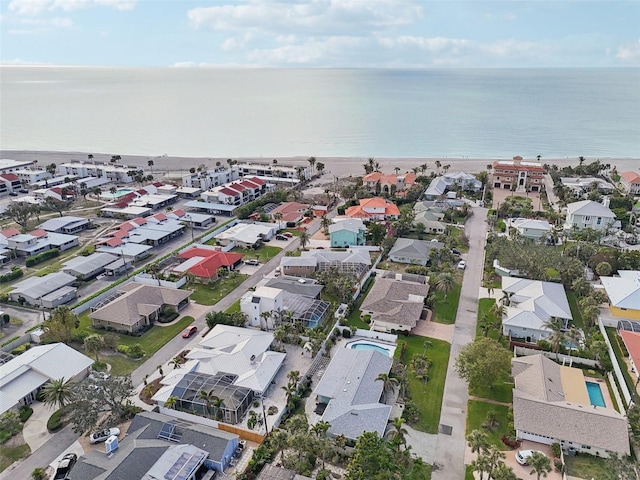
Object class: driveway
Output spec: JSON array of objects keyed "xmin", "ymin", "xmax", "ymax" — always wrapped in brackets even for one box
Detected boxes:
[{"xmin": 432, "ymin": 207, "xmax": 489, "ymax": 480}]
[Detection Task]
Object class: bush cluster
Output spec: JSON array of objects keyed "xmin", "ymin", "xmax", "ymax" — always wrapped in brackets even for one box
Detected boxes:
[
  {"xmin": 0, "ymin": 266, "xmax": 23, "ymax": 283},
  {"xmin": 47, "ymin": 409, "xmax": 64, "ymax": 432},
  {"xmin": 11, "ymin": 343, "xmax": 31, "ymax": 355},
  {"xmin": 25, "ymin": 249, "xmax": 59, "ymax": 267},
  {"xmin": 19, "ymin": 405, "xmax": 33, "ymax": 422},
  {"xmin": 117, "ymin": 343, "xmax": 145, "ymax": 358}
]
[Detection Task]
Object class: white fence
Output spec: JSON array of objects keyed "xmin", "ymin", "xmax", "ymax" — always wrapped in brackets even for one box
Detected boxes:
[
  {"xmin": 514, "ymin": 346, "xmax": 599, "ymax": 367},
  {"xmin": 133, "ymin": 273, "xmax": 186, "ymax": 289},
  {"xmin": 598, "ymin": 317, "xmax": 633, "ymax": 407}
]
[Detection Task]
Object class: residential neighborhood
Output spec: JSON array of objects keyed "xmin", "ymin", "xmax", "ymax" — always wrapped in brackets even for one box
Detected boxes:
[{"xmin": 0, "ymin": 156, "xmax": 639, "ymax": 480}]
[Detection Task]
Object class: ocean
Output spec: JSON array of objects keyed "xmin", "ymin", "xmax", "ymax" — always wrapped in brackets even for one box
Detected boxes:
[{"xmin": 1, "ymin": 67, "xmax": 638, "ymax": 159}]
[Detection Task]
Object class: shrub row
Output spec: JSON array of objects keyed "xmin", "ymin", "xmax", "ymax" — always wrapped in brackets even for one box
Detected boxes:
[
  {"xmin": 47, "ymin": 408, "xmax": 64, "ymax": 432},
  {"xmin": 25, "ymin": 248, "xmax": 59, "ymax": 267},
  {"xmin": 1, "ymin": 336, "xmax": 20, "ymax": 347},
  {"xmin": 11, "ymin": 343, "xmax": 31, "ymax": 355},
  {"xmin": 0, "ymin": 266, "xmax": 23, "ymax": 283},
  {"xmin": 117, "ymin": 343, "xmax": 145, "ymax": 358}
]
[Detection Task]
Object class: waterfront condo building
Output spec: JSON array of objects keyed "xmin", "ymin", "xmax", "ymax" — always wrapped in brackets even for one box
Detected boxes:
[{"xmin": 492, "ymin": 156, "xmax": 544, "ymax": 192}]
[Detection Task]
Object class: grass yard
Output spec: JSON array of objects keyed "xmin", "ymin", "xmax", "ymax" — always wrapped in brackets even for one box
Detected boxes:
[
  {"xmin": 397, "ymin": 335, "xmax": 451, "ymax": 434},
  {"xmin": 282, "ymin": 229, "xmax": 302, "ymax": 237},
  {"xmin": 470, "ymin": 382, "xmax": 513, "ymax": 404},
  {"xmin": 77, "ymin": 314, "xmax": 197, "ymax": 376},
  {"xmin": 564, "ymin": 454, "xmax": 609, "ymax": 479},
  {"xmin": 0, "ymin": 443, "xmax": 30, "ymax": 472},
  {"xmin": 225, "ymin": 299, "xmax": 241, "ymax": 313},
  {"xmin": 431, "ymin": 283, "xmax": 461, "ymax": 324},
  {"xmin": 232, "ymin": 245, "xmax": 282, "ymax": 262},
  {"xmin": 566, "ymin": 292, "xmax": 585, "ymax": 330},
  {"xmin": 345, "ymin": 278, "xmax": 375, "ymax": 330},
  {"xmin": 466, "ymin": 400, "xmax": 512, "ymax": 451},
  {"xmin": 189, "ymin": 274, "xmax": 247, "ymax": 306},
  {"xmin": 464, "ymin": 465, "xmax": 475, "ymax": 480}
]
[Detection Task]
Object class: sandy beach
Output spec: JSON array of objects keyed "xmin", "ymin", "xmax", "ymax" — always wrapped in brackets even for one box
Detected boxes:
[{"xmin": 1, "ymin": 150, "xmax": 638, "ymax": 179}]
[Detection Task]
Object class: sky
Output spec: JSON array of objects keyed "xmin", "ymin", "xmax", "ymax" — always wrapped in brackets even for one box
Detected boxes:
[{"xmin": 1, "ymin": 0, "xmax": 639, "ymax": 68}]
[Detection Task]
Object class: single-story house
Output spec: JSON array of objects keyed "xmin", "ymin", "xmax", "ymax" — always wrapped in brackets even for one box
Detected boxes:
[
  {"xmin": 172, "ymin": 245, "xmax": 244, "ymax": 280},
  {"xmin": 313, "ymin": 347, "xmax": 393, "ymax": 441},
  {"xmin": 388, "ymin": 238, "xmax": 444, "ymax": 266},
  {"xmin": 0, "ymin": 343, "xmax": 93, "ymax": 415},
  {"xmin": 264, "ymin": 276, "xmax": 324, "ymax": 299},
  {"xmin": 269, "ymin": 202, "xmax": 310, "ymax": 224},
  {"xmin": 413, "ymin": 209, "xmax": 446, "ymax": 234},
  {"xmin": 89, "ymin": 283, "xmax": 192, "ymax": 333},
  {"xmin": 215, "ymin": 222, "xmax": 276, "ymax": 248},
  {"xmin": 600, "ymin": 270, "xmax": 640, "ymax": 320},
  {"xmin": 501, "ymin": 277, "xmax": 572, "ymax": 342},
  {"xmin": 10, "ymin": 271, "xmax": 77, "ymax": 308},
  {"xmin": 560, "ymin": 177, "xmax": 614, "ymax": 195},
  {"xmin": 360, "ymin": 276, "xmax": 429, "ymax": 333},
  {"xmin": 95, "ymin": 242, "xmax": 153, "ymax": 262},
  {"xmin": 100, "ymin": 205, "xmax": 153, "ymax": 219},
  {"xmin": 69, "ymin": 410, "xmax": 239, "ymax": 478},
  {"xmin": 279, "ymin": 249, "xmax": 371, "ymax": 279},
  {"xmin": 61, "ymin": 252, "xmax": 120, "ymax": 280},
  {"xmin": 512, "ymin": 354, "xmax": 629, "ymax": 457},
  {"xmin": 257, "ymin": 464, "xmax": 312, "ymax": 480},
  {"xmin": 328, "ymin": 218, "xmax": 366, "ymax": 248},
  {"xmin": 38, "ymin": 216, "xmax": 90, "ymax": 234},
  {"xmin": 509, "ymin": 218, "xmax": 552, "ymax": 241},
  {"xmin": 5, "ymin": 230, "xmax": 79, "ymax": 257}
]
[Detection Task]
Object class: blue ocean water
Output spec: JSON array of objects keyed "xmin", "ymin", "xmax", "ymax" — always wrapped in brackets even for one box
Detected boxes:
[{"xmin": 1, "ymin": 67, "xmax": 638, "ymax": 158}]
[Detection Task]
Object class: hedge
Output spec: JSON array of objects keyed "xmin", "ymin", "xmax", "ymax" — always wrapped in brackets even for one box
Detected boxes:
[
  {"xmin": 47, "ymin": 409, "xmax": 64, "ymax": 432},
  {"xmin": 19, "ymin": 406, "xmax": 33, "ymax": 423},
  {"xmin": 0, "ymin": 266, "xmax": 23, "ymax": 283},
  {"xmin": 25, "ymin": 249, "xmax": 59, "ymax": 267},
  {"xmin": 1, "ymin": 336, "xmax": 20, "ymax": 347}
]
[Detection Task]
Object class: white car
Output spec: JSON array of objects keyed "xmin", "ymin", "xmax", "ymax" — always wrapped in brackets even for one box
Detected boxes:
[
  {"xmin": 89, "ymin": 427, "xmax": 120, "ymax": 444},
  {"xmin": 515, "ymin": 450, "xmax": 547, "ymax": 465},
  {"xmin": 457, "ymin": 260, "xmax": 466, "ymax": 270}
]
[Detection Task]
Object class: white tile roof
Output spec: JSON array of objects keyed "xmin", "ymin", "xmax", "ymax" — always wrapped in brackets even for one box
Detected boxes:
[
  {"xmin": 11, "ymin": 272, "xmax": 76, "ymax": 300},
  {"xmin": 566, "ymin": 200, "xmax": 616, "ymax": 218},
  {"xmin": 600, "ymin": 271, "xmax": 640, "ymax": 309}
]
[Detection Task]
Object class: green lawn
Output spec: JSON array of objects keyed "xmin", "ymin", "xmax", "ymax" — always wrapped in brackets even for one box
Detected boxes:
[
  {"xmin": 397, "ymin": 335, "xmax": 451, "ymax": 434},
  {"xmin": 564, "ymin": 454, "xmax": 609, "ymax": 479},
  {"xmin": 466, "ymin": 400, "xmax": 512, "ymax": 451},
  {"xmin": 345, "ymin": 278, "xmax": 375, "ymax": 330},
  {"xmin": 77, "ymin": 314, "xmax": 197, "ymax": 376},
  {"xmin": 189, "ymin": 274, "xmax": 247, "ymax": 306},
  {"xmin": 465, "ymin": 465, "xmax": 475, "ymax": 480},
  {"xmin": 566, "ymin": 292, "xmax": 585, "ymax": 329},
  {"xmin": 225, "ymin": 299, "xmax": 241, "ymax": 313},
  {"xmin": 282, "ymin": 229, "xmax": 302, "ymax": 237},
  {"xmin": 0, "ymin": 443, "xmax": 30, "ymax": 472},
  {"xmin": 470, "ymin": 382, "xmax": 513, "ymax": 404},
  {"xmin": 232, "ymin": 245, "xmax": 282, "ymax": 262},
  {"xmin": 431, "ymin": 283, "xmax": 461, "ymax": 324}
]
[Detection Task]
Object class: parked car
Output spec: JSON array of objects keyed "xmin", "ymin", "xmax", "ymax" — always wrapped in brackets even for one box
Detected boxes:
[
  {"xmin": 54, "ymin": 453, "xmax": 77, "ymax": 479},
  {"xmin": 457, "ymin": 260, "xmax": 466, "ymax": 270},
  {"xmin": 275, "ymin": 235, "xmax": 288, "ymax": 241},
  {"xmin": 182, "ymin": 325, "xmax": 198, "ymax": 338},
  {"xmin": 515, "ymin": 450, "xmax": 547, "ymax": 466},
  {"xmin": 283, "ymin": 232, "xmax": 293, "ymax": 238},
  {"xmin": 245, "ymin": 259, "xmax": 260, "ymax": 266},
  {"xmin": 451, "ymin": 248, "xmax": 461, "ymax": 255},
  {"xmin": 89, "ymin": 427, "xmax": 120, "ymax": 444},
  {"xmin": 8, "ymin": 192, "xmax": 18, "ymax": 196},
  {"xmin": 19, "ymin": 189, "xmax": 28, "ymax": 194},
  {"xmin": 274, "ymin": 270, "xmax": 281, "ymax": 277}
]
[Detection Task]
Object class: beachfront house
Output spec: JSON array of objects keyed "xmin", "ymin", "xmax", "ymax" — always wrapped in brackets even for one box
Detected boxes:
[
  {"xmin": 621, "ymin": 172, "xmax": 640, "ymax": 195},
  {"xmin": 492, "ymin": 156, "xmax": 544, "ymax": 192},
  {"xmin": 563, "ymin": 199, "xmax": 617, "ymax": 232}
]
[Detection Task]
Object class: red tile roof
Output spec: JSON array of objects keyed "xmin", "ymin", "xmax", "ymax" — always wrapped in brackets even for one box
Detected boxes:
[
  {"xmin": 118, "ymin": 222, "xmax": 136, "ymax": 232},
  {"xmin": 345, "ymin": 197, "xmax": 400, "ymax": 219},
  {"xmin": 1, "ymin": 227, "xmax": 20, "ymax": 238},
  {"xmin": 0, "ymin": 173, "xmax": 19, "ymax": 181},
  {"xmin": 131, "ymin": 217, "xmax": 147, "ymax": 226},
  {"xmin": 178, "ymin": 247, "xmax": 244, "ymax": 279},
  {"xmin": 228, "ymin": 183, "xmax": 246, "ymax": 192},
  {"xmin": 30, "ymin": 229, "xmax": 47, "ymax": 238},
  {"xmin": 621, "ymin": 172, "xmax": 640, "ymax": 183},
  {"xmin": 172, "ymin": 209, "xmax": 186, "ymax": 218},
  {"xmin": 239, "ymin": 180, "xmax": 258, "ymax": 189},
  {"xmin": 152, "ymin": 213, "xmax": 167, "ymax": 222},
  {"xmin": 219, "ymin": 187, "xmax": 239, "ymax": 197},
  {"xmin": 621, "ymin": 330, "xmax": 640, "ymax": 373},
  {"xmin": 247, "ymin": 176, "xmax": 265, "ymax": 185}
]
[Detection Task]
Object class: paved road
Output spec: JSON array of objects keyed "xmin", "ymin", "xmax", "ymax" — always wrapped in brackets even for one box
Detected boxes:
[{"xmin": 432, "ymin": 207, "xmax": 488, "ymax": 480}]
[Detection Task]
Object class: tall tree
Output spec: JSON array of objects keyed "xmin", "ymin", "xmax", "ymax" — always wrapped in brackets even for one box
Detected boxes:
[
  {"xmin": 5, "ymin": 201, "xmax": 39, "ymax": 233},
  {"xmin": 307, "ymin": 156, "xmax": 316, "ymax": 174},
  {"xmin": 43, "ymin": 377, "xmax": 75, "ymax": 410},
  {"xmin": 84, "ymin": 334, "xmax": 104, "ymax": 362},
  {"xmin": 299, "ymin": 228, "xmax": 310, "ymax": 250},
  {"xmin": 385, "ymin": 417, "xmax": 408, "ymax": 452},
  {"xmin": 42, "ymin": 306, "xmax": 79, "ymax": 344},
  {"xmin": 455, "ymin": 337, "xmax": 512, "ymax": 391},
  {"xmin": 542, "ymin": 317, "xmax": 566, "ymax": 359},
  {"xmin": 375, "ymin": 373, "xmax": 398, "ymax": 403},
  {"xmin": 466, "ymin": 429, "xmax": 489, "ymax": 454},
  {"xmin": 435, "ymin": 272, "xmax": 456, "ymax": 299}
]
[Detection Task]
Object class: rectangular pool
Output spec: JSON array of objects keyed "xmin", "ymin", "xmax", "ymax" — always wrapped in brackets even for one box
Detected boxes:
[{"xmin": 585, "ymin": 381, "xmax": 606, "ymax": 407}]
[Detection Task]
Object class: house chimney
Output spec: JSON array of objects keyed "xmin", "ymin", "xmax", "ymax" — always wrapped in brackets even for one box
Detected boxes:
[{"xmin": 512, "ymin": 156, "xmax": 523, "ymax": 166}]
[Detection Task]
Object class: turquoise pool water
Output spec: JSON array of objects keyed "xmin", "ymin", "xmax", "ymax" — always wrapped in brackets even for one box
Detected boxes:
[
  {"xmin": 101, "ymin": 188, "xmax": 134, "ymax": 200},
  {"xmin": 349, "ymin": 342, "xmax": 392, "ymax": 356},
  {"xmin": 586, "ymin": 381, "xmax": 606, "ymax": 407}
]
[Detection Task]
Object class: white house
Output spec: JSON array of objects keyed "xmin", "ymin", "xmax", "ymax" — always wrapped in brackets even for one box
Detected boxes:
[
  {"xmin": 215, "ymin": 222, "xmax": 276, "ymax": 248},
  {"xmin": 0, "ymin": 343, "xmax": 93, "ymax": 415},
  {"xmin": 509, "ymin": 218, "xmax": 552, "ymax": 241},
  {"xmin": 620, "ymin": 172, "xmax": 640, "ymax": 195},
  {"xmin": 501, "ymin": 277, "xmax": 572, "ymax": 342},
  {"xmin": 564, "ymin": 199, "xmax": 616, "ymax": 232},
  {"xmin": 240, "ymin": 286, "xmax": 284, "ymax": 329},
  {"xmin": 10, "ymin": 271, "xmax": 77, "ymax": 308}
]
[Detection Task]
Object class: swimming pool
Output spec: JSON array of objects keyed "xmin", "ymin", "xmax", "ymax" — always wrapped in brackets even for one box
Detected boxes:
[
  {"xmin": 586, "ymin": 381, "xmax": 606, "ymax": 407},
  {"xmin": 347, "ymin": 339, "xmax": 396, "ymax": 357},
  {"xmin": 100, "ymin": 188, "xmax": 134, "ymax": 200}
]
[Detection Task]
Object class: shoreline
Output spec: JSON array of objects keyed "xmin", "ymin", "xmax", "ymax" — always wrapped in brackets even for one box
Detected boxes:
[{"xmin": 1, "ymin": 149, "xmax": 638, "ymax": 179}]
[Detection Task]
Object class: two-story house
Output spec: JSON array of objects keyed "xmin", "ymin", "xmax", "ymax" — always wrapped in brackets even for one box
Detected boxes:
[
  {"xmin": 621, "ymin": 172, "xmax": 640, "ymax": 195},
  {"xmin": 492, "ymin": 156, "xmax": 545, "ymax": 192},
  {"xmin": 563, "ymin": 199, "xmax": 617, "ymax": 232},
  {"xmin": 362, "ymin": 171, "xmax": 416, "ymax": 196},
  {"xmin": 0, "ymin": 174, "xmax": 22, "ymax": 195},
  {"xmin": 329, "ymin": 218, "xmax": 366, "ymax": 248},
  {"xmin": 345, "ymin": 197, "xmax": 400, "ymax": 221}
]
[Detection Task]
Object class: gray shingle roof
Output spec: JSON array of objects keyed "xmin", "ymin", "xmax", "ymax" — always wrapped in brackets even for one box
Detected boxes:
[
  {"xmin": 62, "ymin": 252, "xmax": 119, "ymax": 276},
  {"xmin": 11, "ymin": 271, "xmax": 76, "ymax": 299},
  {"xmin": 389, "ymin": 238, "xmax": 444, "ymax": 261},
  {"xmin": 360, "ymin": 277, "xmax": 429, "ymax": 328}
]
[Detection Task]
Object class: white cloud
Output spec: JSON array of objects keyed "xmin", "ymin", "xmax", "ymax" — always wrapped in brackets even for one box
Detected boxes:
[
  {"xmin": 20, "ymin": 16, "xmax": 73, "ymax": 27},
  {"xmin": 8, "ymin": 0, "xmax": 136, "ymax": 15},
  {"xmin": 188, "ymin": 0, "xmax": 423, "ymax": 36},
  {"xmin": 221, "ymin": 32, "xmax": 257, "ymax": 51},
  {"xmin": 1, "ymin": 57, "xmax": 51, "ymax": 64},
  {"xmin": 616, "ymin": 39, "xmax": 640, "ymax": 61}
]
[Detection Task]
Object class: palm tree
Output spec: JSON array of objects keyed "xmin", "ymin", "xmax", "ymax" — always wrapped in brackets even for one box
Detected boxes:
[
  {"xmin": 273, "ymin": 211, "xmax": 283, "ymax": 229},
  {"xmin": 435, "ymin": 272, "xmax": 455, "ymax": 300},
  {"xmin": 307, "ymin": 156, "xmax": 316, "ymax": 174},
  {"xmin": 466, "ymin": 429, "xmax": 489, "ymax": 454},
  {"xmin": 566, "ymin": 326, "xmax": 582, "ymax": 361},
  {"xmin": 287, "ymin": 370, "xmax": 301, "ymax": 387},
  {"xmin": 84, "ymin": 334, "xmax": 104, "ymax": 362},
  {"xmin": 260, "ymin": 311, "xmax": 273, "ymax": 331},
  {"xmin": 169, "ymin": 356, "xmax": 183, "ymax": 369},
  {"xmin": 316, "ymin": 162, "xmax": 325, "ymax": 175},
  {"xmin": 471, "ymin": 453, "xmax": 492, "ymax": 480},
  {"xmin": 385, "ymin": 417, "xmax": 409, "ymax": 451},
  {"xmin": 299, "ymin": 228, "xmax": 310, "ymax": 250},
  {"xmin": 500, "ymin": 290, "xmax": 514, "ymax": 306},
  {"xmin": 211, "ymin": 396, "xmax": 225, "ymax": 421},
  {"xmin": 109, "ymin": 186, "xmax": 117, "ymax": 196},
  {"xmin": 489, "ymin": 302, "xmax": 507, "ymax": 320},
  {"xmin": 542, "ymin": 317, "xmax": 566, "ymax": 360},
  {"xmin": 164, "ymin": 396, "xmax": 178, "ymax": 409},
  {"xmin": 311, "ymin": 420, "xmax": 331, "ymax": 437},
  {"xmin": 375, "ymin": 373, "xmax": 398, "ymax": 403},
  {"xmin": 492, "ymin": 462, "xmax": 518, "ymax": 480},
  {"xmin": 528, "ymin": 451, "xmax": 552, "ymax": 480},
  {"xmin": 42, "ymin": 378, "xmax": 74, "ymax": 410},
  {"xmin": 198, "ymin": 389, "xmax": 220, "ymax": 417},
  {"xmin": 435, "ymin": 160, "xmax": 442, "ymax": 174},
  {"xmin": 320, "ymin": 215, "xmax": 332, "ymax": 234},
  {"xmin": 147, "ymin": 159, "xmax": 154, "ymax": 174},
  {"xmin": 485, "ymin": 446, "xmax": 506, "ymax": 480}
]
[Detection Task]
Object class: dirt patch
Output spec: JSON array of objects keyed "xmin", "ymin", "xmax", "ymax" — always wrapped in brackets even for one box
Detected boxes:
[{"xmin": 139, "ymin": 377, "xmax": 163, "ymax": 405}]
